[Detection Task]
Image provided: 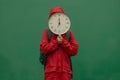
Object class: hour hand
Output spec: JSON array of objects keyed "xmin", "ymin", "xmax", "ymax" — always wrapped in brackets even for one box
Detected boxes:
[
  {"xmin": 58, "ymin": 18, "xmax": 60, "ymax": 25},
  {"xmin": 57, "ymin": 18, "xmax": 60, "ymax": 27}
]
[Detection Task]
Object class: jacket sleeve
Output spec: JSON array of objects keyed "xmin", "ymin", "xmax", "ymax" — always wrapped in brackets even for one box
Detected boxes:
[
  {"xmin": 40, "ymin": 29, "xmax": 58, "ymax": 55},
  {"xmin": 61, "ymin": 31, "xmax": 79, "ymax": 56}
]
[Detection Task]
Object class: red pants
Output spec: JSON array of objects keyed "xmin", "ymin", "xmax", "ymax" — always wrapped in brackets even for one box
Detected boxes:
[{"xmin": 44, "ymin": 71, "xmax": 72, "ymax": 80}]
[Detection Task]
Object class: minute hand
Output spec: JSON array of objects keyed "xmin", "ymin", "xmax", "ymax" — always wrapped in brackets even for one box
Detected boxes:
[
  {"xmin": 59, "ymin": 18, "xmax": 60, "ymax": 25},
  {"xmin": 57, "ymin": 18, "xmax": 60, "ymax": 27}
]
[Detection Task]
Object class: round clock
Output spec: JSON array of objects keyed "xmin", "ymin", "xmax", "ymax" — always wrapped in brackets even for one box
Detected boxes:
[{"xmin": 48, "ymin": 13, "xmax": 71, "ymax": 35}]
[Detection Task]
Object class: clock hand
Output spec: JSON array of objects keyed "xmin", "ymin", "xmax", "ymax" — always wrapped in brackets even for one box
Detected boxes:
[
  {"xmin": 58, "ymin": 18, "xmax": 60, "ymax": 25},
  {"xmin": 57, "ymin": 18, "xmax": 60, "ymax": 27}
]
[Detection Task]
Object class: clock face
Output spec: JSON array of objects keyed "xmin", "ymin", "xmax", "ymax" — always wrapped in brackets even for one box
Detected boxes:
[{"xmin": 48, "ymin": 13, "xmax": 71, "ymax": 35}]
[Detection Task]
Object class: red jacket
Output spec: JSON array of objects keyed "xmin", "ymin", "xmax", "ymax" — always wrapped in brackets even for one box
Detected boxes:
[{"xmin": 40, "ymin": 29, "xmax": 78, "ymax": 74}]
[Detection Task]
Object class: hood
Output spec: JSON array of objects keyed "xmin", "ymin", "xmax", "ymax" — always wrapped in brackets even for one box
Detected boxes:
[{"xmin": 49, "ymin": 6, "xmax": 64, "ymax": 17}]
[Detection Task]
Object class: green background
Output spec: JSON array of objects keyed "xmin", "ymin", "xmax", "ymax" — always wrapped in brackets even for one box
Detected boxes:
[{"xmin": 0, "ymin": 0, "xmax": 120, "ymax": 80}]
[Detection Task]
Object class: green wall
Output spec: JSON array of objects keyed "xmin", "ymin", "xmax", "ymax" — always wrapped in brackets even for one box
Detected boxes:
[{"xmin": 0, "ymin": 0, "xmax": 120, "ymax": 80}]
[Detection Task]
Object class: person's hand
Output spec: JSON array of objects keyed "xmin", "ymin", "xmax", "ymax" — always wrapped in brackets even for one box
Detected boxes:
[{"xmin": 57, "ymin": 35, "xmax": 62, "ymax": 44}]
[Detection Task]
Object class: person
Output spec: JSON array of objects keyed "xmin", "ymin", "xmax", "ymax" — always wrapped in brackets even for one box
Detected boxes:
[{"xmin": 40, "ymin": 6, "xmax": 79, "ymax": 80}]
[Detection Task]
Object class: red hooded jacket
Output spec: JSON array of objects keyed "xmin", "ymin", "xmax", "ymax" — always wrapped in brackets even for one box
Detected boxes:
[{"xmin": 40, "ymin": 7, "xmax": 79, "ymax": 74}]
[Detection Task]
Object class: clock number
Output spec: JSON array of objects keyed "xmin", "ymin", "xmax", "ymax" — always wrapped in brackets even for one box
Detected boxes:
[
  {"xmin": 54, "ymin": 29, "xmax": 56, "ymax": 32},
  {"xmin": 65, "ymin": 26, "xmax": 68, "ymax": 28},
  {"xmin": 66, "ymin": 22, "xmax": 69, "ymax": 24},
  {"xmin": 58, "ymin": 30, "xmax": 61, "ymax": 34},
  {"xmin": 51, "ymin": 26, "xmax": 53, "ymax": 29},
  {"xmin": 58, "ymin": 14, "xmax": 60, "ymax": 16}
]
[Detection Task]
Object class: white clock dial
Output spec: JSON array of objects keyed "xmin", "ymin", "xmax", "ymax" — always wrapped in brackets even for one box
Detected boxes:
[{"xmin": 48, "ymin": 13, "xmax": 71, "ymax": 35}]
